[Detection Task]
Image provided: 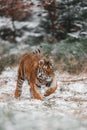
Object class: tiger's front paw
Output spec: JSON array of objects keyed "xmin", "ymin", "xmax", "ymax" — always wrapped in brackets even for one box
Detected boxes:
[
  {"xmin": 44, "ymin": 85, "xmax": 57, "ymax": 97},
  {"xmin": 34, "ymin": 96, "xmax": 43, "ymax": 100}
]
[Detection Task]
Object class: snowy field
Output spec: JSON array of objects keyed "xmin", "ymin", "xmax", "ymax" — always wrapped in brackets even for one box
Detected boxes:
[{"xmin": 0, "ymin": 67, "xmax": 87, "ymax": 130}]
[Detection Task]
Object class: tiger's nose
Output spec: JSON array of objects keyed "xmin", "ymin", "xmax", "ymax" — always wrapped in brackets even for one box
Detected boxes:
[{"xmin": 38, "ymin": 73, "xmax": 45, "ymax": 79}]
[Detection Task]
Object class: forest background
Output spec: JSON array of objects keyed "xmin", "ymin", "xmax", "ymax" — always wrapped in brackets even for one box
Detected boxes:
[
  {"xmin": 0, "ymin": 1, "xmax": 87, "ymax": 130},
  {"xmin": 0, "ymin": 0, "xmax": 87, "ymax": 74}
]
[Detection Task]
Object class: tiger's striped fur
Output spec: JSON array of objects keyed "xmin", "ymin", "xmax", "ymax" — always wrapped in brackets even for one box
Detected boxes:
[
  {"xmin": 14, "ymin": 47, "xmax": 57, "ymax": 100},
  {"xmin": 33, "ymin": 46, "xmax": 43, "ymax": 55}
]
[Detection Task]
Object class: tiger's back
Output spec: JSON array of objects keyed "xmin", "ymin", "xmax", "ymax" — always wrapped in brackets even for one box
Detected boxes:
[{"xmin": 18, "ymin": 52, "xmax": 43, "ymax": 80}]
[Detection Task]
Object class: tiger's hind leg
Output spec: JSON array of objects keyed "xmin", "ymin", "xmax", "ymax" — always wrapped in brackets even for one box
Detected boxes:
[
  {"xmin": 28, "ymin": 81, "xmax": 34, "ymax": 98},
  {"xmin": 14, "ymin": 77, "xmax": 24, "ymax": 98}
]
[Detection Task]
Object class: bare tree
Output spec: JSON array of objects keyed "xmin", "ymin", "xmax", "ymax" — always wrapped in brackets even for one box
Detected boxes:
[{"xmin": 42, "ymin": 0, "xmax": 57, "ymax": 42}]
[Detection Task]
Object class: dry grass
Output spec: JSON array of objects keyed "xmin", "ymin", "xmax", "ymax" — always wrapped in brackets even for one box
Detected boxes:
[{"xmin": 56, "ymin": 58, "xmax": 87, "ymax": 74}]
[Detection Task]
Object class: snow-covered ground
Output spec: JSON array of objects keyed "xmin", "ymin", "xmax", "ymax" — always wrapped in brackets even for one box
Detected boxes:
[{"xmin": 0, "ymin": 67, "xmax": 87, "ymax": 130}]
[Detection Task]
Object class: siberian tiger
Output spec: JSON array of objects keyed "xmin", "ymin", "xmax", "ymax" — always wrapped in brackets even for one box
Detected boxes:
[{"xmin": 14, "ymin": 47, "xmax": 57, "ymax": 100}]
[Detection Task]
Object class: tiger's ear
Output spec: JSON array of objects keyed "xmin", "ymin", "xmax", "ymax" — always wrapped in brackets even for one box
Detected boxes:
[{"xmin": 39, "ymin": 59, "xmax": 44, "ymax": 66}]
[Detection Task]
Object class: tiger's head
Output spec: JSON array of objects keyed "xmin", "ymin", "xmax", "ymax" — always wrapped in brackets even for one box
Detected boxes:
[{"xmin": 37, "ymin": 58, "xmax": 54, "ymax": 84}]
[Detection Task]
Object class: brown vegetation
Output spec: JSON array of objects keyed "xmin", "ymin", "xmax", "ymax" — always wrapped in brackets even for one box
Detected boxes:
[
  {"xmin": 0, "ymin": 54, "xmax": 20, "ymax": 74},
  {"xmin": 0, "ymin": 0, "xmax": 33, "ymax": 21},
  {"xmin": 56, "ymin": 59, "xmax": 87, "ymax": 74}
]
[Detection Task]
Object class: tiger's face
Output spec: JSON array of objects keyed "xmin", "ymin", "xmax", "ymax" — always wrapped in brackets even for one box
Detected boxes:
[{"xmin": 37, "ymin": 58, "xmax": 54, "ymax": 84}]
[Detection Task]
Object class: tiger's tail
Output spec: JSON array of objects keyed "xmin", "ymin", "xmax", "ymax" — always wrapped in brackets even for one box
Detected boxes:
[{"xmin": 33, "ymin": 46, "xmax": 43, "ymax": 55}]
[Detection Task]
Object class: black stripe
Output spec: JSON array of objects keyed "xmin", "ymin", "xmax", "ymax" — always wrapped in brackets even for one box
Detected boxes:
[
  {"xmin": 36, "ymin": 84, "xmax": 41, "ymax": 88},
  {"xmin": 17, "ymin": 78, "xmax": 24, "ymax": 88},
  {"xmin": 38, "ymin": 49, "xmax": 40, "ymax": 53},
  {"xmin": 20, "ymin": 77, "xmax": 24, "ymax": 81},
  {"xmin": 18, "ymin": 80, "xmax": 23, "ymax": 84},
  {"xmin": 35, "ymin": 50, "xmax": 37, "ymax": 54},
  {"xmin": 33, "ymin": 48, "xmax": 42, "ymax": 55},
  {"xmin": 33, "ymin": 52, "xmax": 35, "ymax": 54},
  {"xmin": 46, "ymin": 80, "xmax": 53, "ymax": 87},
  {"xmin": 18, "ymin": 82, "xmax": 22, "ymax": 86},
  {"xmin": 18, "ymin": 77, "xmax": 24, "ymax": 83},
  {"xmin": 18, "ymin": 83, "xmax": 22, "ymax": 88}
]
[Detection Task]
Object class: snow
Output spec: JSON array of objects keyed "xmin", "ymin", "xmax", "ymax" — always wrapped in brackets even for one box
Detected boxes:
[
  {"xmin": 68, "ymin": 31, "xmax": 80, "ymax": 38},
  {"xmin": 0, "ymin": 67, "xmax": 87, "ymax": 130},
  {"xmin": 0, "ymin": 0, "xmax": 87, "ymax": 128},
  {"xmin": 0, "ymin": 17, "xmax": 13, "ymax": 29}
]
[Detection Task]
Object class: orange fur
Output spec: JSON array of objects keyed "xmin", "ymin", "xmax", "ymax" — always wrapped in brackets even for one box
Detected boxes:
[
  {"xmin": 44, "ymin": 84, "xmax": 57, "ymax": 96},
  {"xmin": 14, "ymin": 52, "xmax": 57, "ymax": 100}
]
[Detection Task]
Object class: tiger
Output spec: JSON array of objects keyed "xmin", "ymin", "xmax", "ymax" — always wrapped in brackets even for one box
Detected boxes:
[{"xmin": 14, "ymin": 47, "xmax": 57, "ymax": 100}]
